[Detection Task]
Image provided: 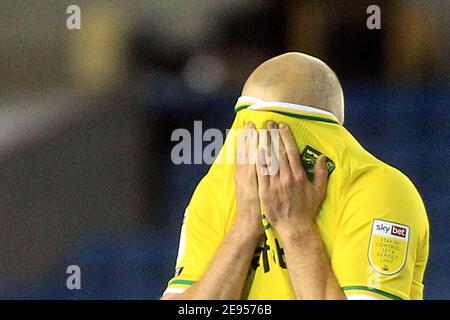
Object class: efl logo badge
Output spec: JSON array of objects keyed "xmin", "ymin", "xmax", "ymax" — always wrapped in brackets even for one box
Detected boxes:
[{"xmin": 368, "ymin": 219, "xmax": 410, "ymax": 275}]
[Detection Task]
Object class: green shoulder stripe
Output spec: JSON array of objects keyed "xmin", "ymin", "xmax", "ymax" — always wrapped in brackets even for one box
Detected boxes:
[
  {"xmin": 342, "ymin": 286, "xmax": 403, "ymax": 300},
  {"xmin": 169, "ymin": 279, "xmax": 196, "ymax": 286}
]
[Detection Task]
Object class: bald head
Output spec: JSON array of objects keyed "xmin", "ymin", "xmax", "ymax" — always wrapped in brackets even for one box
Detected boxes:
[{"xmin": 242, "ymin": 52, "xmax": 344, "ymax": 124}]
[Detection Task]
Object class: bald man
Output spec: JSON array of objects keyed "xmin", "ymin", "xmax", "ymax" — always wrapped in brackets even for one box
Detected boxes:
[{"xmin": 162, "ymin": 53, "xmax": 429, "ymax": 300}]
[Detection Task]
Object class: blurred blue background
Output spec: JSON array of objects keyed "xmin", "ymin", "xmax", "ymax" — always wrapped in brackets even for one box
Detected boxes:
[{"xmin": 0, "ymin": 0, "xmax": 448, "ymax": 299}]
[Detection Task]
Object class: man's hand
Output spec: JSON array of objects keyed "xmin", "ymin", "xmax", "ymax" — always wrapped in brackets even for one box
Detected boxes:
[
  {"xmin": 234, "ymin": 122, "xmax": 264, "ymax": 238},
  {"xmin": 256, "ymin": 121, "xmax": 328, "ymax": 240},
  {"xmin": 255, "ymin": 121, "xmax": 345, "ymax": 300}
]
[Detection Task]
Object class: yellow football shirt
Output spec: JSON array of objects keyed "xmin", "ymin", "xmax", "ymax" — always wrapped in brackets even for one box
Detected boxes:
[{"xmin": 164, "ymin": 96, "xmax": 429, "ymax": 300}]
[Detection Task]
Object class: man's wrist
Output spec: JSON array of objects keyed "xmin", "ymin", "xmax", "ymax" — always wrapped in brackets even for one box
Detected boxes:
[
  {"xmin": 231, "ymin": 215, "xmax": 263, "ymax": 241},
  {"xmin": 277, "ymin": 219, "xmax": 318, "ymax": 246}
]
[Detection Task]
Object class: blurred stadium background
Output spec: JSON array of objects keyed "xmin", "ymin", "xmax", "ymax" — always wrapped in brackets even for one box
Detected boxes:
[{"xmin": 0, "ymin": 0, "xmax": 448, "ymax": 299}]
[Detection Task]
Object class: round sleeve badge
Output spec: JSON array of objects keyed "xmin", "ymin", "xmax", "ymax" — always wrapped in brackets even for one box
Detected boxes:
[{"xmin": 368, "ymin": 219, "xmax": 410, "ymax": 275}]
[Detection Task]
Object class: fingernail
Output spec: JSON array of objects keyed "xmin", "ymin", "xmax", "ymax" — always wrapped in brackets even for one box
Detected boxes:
[
  {"xmin": 266, "ymin": 121, "xmax": 275, "ymax": 129},
  {"xmin": 279, "ymin": 123, "xmax": 287, "ymax": 130}
]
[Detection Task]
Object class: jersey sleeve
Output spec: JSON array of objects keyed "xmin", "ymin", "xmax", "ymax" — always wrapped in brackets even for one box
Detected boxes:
[
  {"xmin": 163, "ymin": 114, "xmax": 243, "ymax": 296},
  {"xmin": 332, "ymin": 166, "xmax": 429, "ymax": 300},
  {"xmin": 162, "ymin": 177, "xmax": 227, "ymax": 295},
  {"xmin": 164, "ymin": 158, "xmax": 235, "ymax": 294}
]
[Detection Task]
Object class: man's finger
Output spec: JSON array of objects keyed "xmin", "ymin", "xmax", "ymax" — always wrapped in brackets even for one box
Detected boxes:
[
  {"xmin": 265, "ymin": 121, "xmax": 275, "ymax": 158},
  {"xmin": 279, "ymin": 123, "xmax": 305, "ymax": 180},
  {"xmin": 266, "ymin": 121, "xmax": 280, "ymax": 180},
  {"xmin": 277, "ymin": 127, "xmax": 290, "ymax": 180},
  {"xmin": 256, "ymin": 147, "xmax": 270, "ymax": 190},
  {"xmin": 314, "ymin": 155, "xmax": 329, "ymax": 200},
  {"xmin": 247, "ymin": 122, "xmax": 258, "ymax": 165}
]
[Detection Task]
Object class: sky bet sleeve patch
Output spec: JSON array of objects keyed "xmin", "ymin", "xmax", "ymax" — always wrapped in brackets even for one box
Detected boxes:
[
  {"xmin": 300, "ymin": 145, "xmax": 335, "ymax": 181},
  {"xmin": 368, "ymin": 219, "xmax": 410, "ymax": 275}
]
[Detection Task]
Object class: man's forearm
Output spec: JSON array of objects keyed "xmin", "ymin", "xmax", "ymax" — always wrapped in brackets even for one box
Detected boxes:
[
  {"xmin": 165, "ymin": 221, "xmax": 260, "ymax": 300},
  {"xmin": 281, "ymin": 223, "xmax": 346, "ymax": 300}
]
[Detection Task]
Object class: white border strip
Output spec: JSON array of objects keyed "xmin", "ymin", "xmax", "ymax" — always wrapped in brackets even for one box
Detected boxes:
[
  {"xmin": 237, "ymin": 96, "xmax": 339, "ymax": 122},
  {"xmin": 163, "ymin": 287, "xmax": 186, "ymax": 296}
]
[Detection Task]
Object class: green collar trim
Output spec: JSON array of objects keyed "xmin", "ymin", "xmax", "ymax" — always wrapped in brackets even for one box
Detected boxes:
[{"xmin": 235, "ymin": 105, "xmax": 339, "ymax": 125}]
